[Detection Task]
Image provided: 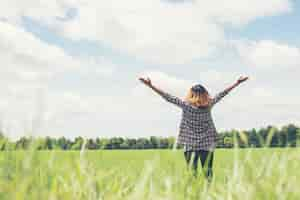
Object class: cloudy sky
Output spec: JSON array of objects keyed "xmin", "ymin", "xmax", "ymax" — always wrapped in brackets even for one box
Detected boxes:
[{"xmin": 0, "ymin": 0, "xmax": 299, "ymax": 139}]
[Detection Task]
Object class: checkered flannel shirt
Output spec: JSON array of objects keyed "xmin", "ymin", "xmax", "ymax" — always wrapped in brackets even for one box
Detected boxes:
[{"xmin": 160, "ymin": 90, "xmax": 229, "ymax": 151}]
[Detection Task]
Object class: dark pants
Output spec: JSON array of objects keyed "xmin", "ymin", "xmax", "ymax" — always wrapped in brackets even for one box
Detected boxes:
[{"xmin": 184, "ymin": 150, "xmax": 214, "ymax": 182}]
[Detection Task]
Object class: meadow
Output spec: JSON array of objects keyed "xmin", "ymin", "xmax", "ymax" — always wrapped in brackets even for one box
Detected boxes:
[{"xmin": 1, "ymin": 148, "xmax": 300, "ymax": 200}]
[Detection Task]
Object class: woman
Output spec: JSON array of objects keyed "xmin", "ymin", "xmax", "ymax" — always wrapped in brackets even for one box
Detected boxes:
[{"xmin": 139, "ymin": 76, "xmax": 249, "ymax": 182}]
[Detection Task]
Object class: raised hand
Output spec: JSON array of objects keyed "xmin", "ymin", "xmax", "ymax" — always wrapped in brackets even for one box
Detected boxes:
[
  {"xmin": 237, "ymin": 76, "xmax": 249, "ymax": 84},
  {"xmin": 139, "ymin": 77, "xmax": 152, "ymax": 87},
  {"xmin": 223, "ymin": 76, "xmax": 249, "ymax": 94}
]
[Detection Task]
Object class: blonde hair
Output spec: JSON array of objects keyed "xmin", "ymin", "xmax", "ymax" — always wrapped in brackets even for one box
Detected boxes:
[{"xmin": 185, "ymin": 88, "xmax": 212, "ymax": 107}]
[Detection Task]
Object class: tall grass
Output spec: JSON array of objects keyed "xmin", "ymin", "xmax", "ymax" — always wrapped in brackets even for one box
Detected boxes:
[{"xmin": 0, "ymin": 148, "xmax": 300, "ymax": 200}]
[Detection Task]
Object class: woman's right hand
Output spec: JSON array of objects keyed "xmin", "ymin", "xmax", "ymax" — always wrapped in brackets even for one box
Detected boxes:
[
  {"xmin": 139, "ymin": 77, "xmax": 152, "ymax": 87},
  {"xmin": 237, "ymin": 76, "xmax": 249, "ymax": 84}
]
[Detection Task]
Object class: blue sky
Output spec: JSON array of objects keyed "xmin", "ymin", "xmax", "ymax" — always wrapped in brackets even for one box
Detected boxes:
[
  {"xmin": 0, "ymin": 0, "xmax": 299, "ymax": 139},
  {"xmin": 225, "ymin": 1, "xmax": 300, "ymax": 45}
]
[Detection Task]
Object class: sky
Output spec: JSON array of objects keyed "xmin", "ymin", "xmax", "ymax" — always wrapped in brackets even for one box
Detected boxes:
[{"xmin": 0, "ymin": 0, "xmax": 299, "ymax": 139}]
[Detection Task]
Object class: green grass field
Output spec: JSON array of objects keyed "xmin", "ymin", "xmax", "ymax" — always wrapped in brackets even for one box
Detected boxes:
[{"xmin": 1, "ymin": 148, "xmax": 300, "ymax": 200}]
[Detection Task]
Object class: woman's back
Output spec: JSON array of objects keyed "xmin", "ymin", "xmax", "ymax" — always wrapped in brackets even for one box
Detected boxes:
[{"xmin": 159, "ymin": 91, "xmax": 228, "ymax": 151}]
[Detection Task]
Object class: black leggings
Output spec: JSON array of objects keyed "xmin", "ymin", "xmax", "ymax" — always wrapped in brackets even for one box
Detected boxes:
[{"xmin": 184, "ymin": 150, "xmax": 214, "ymax": 181}]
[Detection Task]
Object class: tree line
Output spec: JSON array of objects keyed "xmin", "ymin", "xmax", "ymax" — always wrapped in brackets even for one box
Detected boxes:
[{"xmin": 0, "ymin": 124, "xmax": 299, "ymax": 151}]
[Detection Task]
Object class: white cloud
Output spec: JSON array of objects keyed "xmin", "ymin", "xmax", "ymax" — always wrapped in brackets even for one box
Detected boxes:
[
  {"xmin": 0, "ymin": 20, "xmax": 115, "ymax": 138},
  {"xmin": 204, "ymin": 0, "xmax": 291, "ymax": 26},
  {"xmin": 60, "ymin": 1, "xmax": 224, "ymax": 64},
  {"xmin": 0, "ymin": 0, "xmax": 293, "ymax": 64},
  {"xmin": 235, "ymin": 40, "xmax": 300, "ymax": 69},
  {"xmin": 0, "ymin": 0, "xmax": 71, "ymax": 26},
  {"xmin": 0, "ymin": 20, "xmax": 79, "ymax": 81},
  {"xmin": 60, "ymin": 0, "xmax": 292, "ymax": 64},
  {"xmin": 0, "ymin": 20, "xmax": 115, "ymax": 81}
]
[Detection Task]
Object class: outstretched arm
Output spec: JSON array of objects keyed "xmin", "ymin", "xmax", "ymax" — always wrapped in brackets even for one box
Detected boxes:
[
  {"xmin": 211, "ymin": 76, "xmax": 249, "ymax": 106},
  {"xmin": 139, "ymin": 77, "xmax": 186, "ymax": 108},
  {"xmin": 139, "ymin": 77, "xmax": 164, "ymax": 96},
  {"xmin": 224, "ymin": 76, "xmax": 249, "ymax": 93}
]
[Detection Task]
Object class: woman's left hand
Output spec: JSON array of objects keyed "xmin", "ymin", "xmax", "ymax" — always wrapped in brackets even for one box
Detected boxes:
[{"xmin": 139, "ymin": 77, "xmax": 152, "ymax": 87}]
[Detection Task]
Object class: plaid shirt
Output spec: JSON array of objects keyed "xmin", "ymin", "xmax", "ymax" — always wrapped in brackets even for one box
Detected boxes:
[{"xmin": 160, "ymin": 90, "xmax": 229, "ymax": 151}]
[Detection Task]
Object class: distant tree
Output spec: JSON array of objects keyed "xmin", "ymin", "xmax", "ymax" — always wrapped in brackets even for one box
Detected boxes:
[
  {"xmin": 126, "ymin": 138, "xmax": 137, "ymax": 149},
  {"xmin": 109, "ymin": 137, "xmax": 124, "ymax": 149},
  {"xmin": 266, "ymin": 127, "xmax": 279, "ymax": 147},
  {"xmin": 86, "ymin": 139, "xmax": 99, "ymax": 150},
  {"xmin": 158, "ymin": 138, "xmax": 169, "ymax": 149},
  {"xmin": 223, "ymin": 131, "xmax": 234, "ymax": 148},
  {"xmin": 278, "ymin": 128, "xmax": 288, "ymax": 147},
  {"xmin": 150, "ymin": 136, "xmax": 159, "ymax": 149},
  {"xmin": 57, "ymin": 137, "xmax": 71, "ymax": 150},
  {"xmin": 248, "ymin": 129, "xmax": 260, "ymax": 147},
  {"xmin": 1, "ymin": 124, "xmax": 300, "ymax": 150},
  {"xmin": 224, "ymin": 137, "xmax": 233, "ymax": 148},
  {"xmin": 136, "ymin": 138, "xmax": 149, "ymax": 149},
  {"xmin": 100, "ymin": 138, "xmax": 110, "ymax": 149},
  {"xmin": 95, "ymin": 138, "xmax": 102, "ymax": 149},
  {"xmin": 44, "ymin": 136, "xmax": 53, "ymax": 150},
  {"xmin": 71, "ymin": 137, "xmax": 84, "ymax": 150},
  {"xmin": 15, "ymin": 137, "xmax": 31, "ymax": 150},
  {"xmin": 286, "ymin": 124, "xmax": 298, "ymax": 147},
  {"xmin": 296, "ymin": 128, "xmax": 300, "ymax": 147},
  {"xmin": 119, "ymin": 139, "xmax": 130, "ymax": 149},
  {"xmin": 0, "ymin": 137, "xmax": 7, "ymax": 151},
  {"xmin": 167, "ymin": 137, "xmax": 175, "ymax": 149}
]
